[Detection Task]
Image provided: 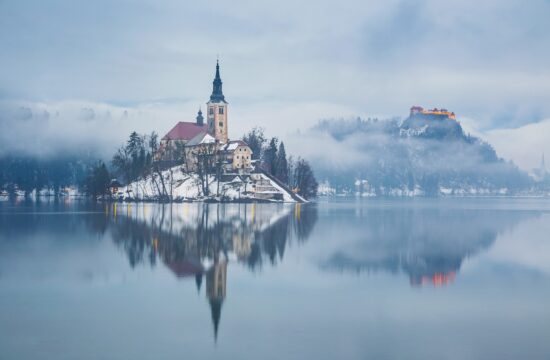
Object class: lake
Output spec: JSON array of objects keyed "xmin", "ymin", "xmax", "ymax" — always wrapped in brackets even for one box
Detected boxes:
[{"xmin": 1, "ymin": 198, "xmax": 550, "ymax": 360}]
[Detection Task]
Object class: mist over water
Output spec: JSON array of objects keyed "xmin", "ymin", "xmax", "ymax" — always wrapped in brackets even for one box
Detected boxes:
[{"xmin": 1, "ymin": 198, "xmax": 550, "ymax": 360}]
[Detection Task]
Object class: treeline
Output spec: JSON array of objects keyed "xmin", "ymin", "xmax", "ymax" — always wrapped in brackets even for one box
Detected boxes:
[
  {"xmin": 90, "ymin": 127, "xmax": 319, "ymax": 200},
  {"xmin": 1, "ymin": 127, "xmax": 319, "ymax": 200},
  {"xmin": 85, "ymin": 131, "xmax": 164, "ymax": 198},
  {"xmin": 0, "ymin": 132, "xmax": 161, "ymax": 198},
  {"xmin": 243, "ymin": 127, "xmax": 318, "ymax": 199},
  {"xmin": 0, "ymin": 155, "xmax": 93, "ymax": 197}
]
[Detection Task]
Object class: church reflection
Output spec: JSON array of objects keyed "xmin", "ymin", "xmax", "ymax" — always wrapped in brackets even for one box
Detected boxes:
[
  {"xmin": 1, "ymin": 200, "xmax": 546, "ymax": 343},
  {"xmin": 322, "ymin": 205, "xmax": 538, "ymax": 287},
  {"xmin": 105, "ymin": 203, "xmax": 317, "ymax": 341}
]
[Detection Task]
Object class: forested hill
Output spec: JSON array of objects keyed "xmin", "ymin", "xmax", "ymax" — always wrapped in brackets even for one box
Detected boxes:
[{"xmin": 309, "ymin": 115, "xmax": 531, "ymax": 196}]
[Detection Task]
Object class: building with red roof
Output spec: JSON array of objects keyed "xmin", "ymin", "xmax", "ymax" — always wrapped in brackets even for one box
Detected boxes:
[
  {"xmin": 157, "ymin": 61, "xmax": 253, "ymax": 173},
  {"xmin": 162, "ymin": 118, "xmax": 207, "ymax": 142}
]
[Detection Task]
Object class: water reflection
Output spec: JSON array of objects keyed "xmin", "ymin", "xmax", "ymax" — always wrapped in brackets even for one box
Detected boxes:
[
  {"xmin": 2, "ymin": 200, "xmax": 550, "ymax": 359},
  {"xmin": 320, "ymin": 205, "xmax": 539, "ymax": 286},
  {"xmin": 105, "ymin": 203, "xmax": 318, "ymax": 340},
  {"xmin": 98, "ymin": 202, "xmax": 544, "ymax": 342}
]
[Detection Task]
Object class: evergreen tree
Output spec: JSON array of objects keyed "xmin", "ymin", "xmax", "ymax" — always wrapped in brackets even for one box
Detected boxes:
[
  {"xmin": 242, "ymin": 127, "xmax": 266, "ymax": 160},
  {"xmin": 287, "ymin": 155, "xmax": 295, "ymax": 189},
  {"xmin": 262, "ymin": 137, "xmax": 278, "ymax": 175},
  {"xmin": 112, "ymin": 132, "xmax": 153, "ymax": 184},
  {"xmin": 274, "ymin": 142, "xmax": 289, "ymax": 184},
  {"xmin": 126, "ymin": 132, "xmax": 144, "ymax": 157},
  {"xmin": 85, "ymin": 161, "xmax": 110, "ymax": 197}
]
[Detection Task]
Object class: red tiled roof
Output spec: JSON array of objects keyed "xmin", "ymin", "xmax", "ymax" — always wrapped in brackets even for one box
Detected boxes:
[
  {"xmin": 162, "ymin": 122, "xmax": 208, "ymax": 141},
  {"xmin": 164, "ymin": 258, "xmax": 204, "ymax": 278}
]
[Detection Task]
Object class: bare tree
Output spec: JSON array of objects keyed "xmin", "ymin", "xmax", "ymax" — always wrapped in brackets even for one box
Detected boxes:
[
  {"xmin": 215, "ymin": 149, "xmax": 225, "ymax": 197},
  {"xmin": 194, "ymin": 144, "xmax": 216, "ymax": 197},
  {"xmin": 292, "ymin": 157, "xmax": 318, "ymax": 199}
]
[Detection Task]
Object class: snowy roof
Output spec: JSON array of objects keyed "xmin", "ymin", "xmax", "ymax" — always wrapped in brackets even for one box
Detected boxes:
[
  {"xmin": 162, "ymin": 122, "xmax": 208, "ymax": 141},
  {"xmin": 186, "ymin": 132, "xmax": 217, "ymax": 146},
  {"xmin": 221, "ymin": 140, "xmax": 250, "ymax": 152}
]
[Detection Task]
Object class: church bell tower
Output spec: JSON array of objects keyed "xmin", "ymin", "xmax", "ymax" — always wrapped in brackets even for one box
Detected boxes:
[{"xmin": 207, "ymin": 60, "xmax": 228, "ymax": 143}]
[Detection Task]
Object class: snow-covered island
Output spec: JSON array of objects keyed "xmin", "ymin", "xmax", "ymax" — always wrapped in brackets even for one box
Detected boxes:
[
  {"xmin": 96, "ymin": 61, "xmax": 317, "ymax": 204},
  {"xmin": 0, "ymin": 62, "xmax": 318, "ymax": 203},
  {"xmin": 117, "ymin": 167, "xmax": 306, "ymax": 203}
]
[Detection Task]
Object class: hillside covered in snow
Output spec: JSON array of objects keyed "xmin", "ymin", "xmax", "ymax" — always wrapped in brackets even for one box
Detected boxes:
[
  {"xmin": 118, "ymin": 167, "xmax": 305, "ymax": 203},
  {"xmin": 306, "ymin": 112, "xmax": 534, "ymax": 196}
]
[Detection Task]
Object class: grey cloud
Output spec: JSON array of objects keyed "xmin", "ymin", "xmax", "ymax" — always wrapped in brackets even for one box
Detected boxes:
[{"xmin": 0, "ymin": 0, "xmax": 549, "ymax": 161}]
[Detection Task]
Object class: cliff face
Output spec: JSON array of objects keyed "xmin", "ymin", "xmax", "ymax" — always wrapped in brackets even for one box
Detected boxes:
[{"xmin": 400, "ymin": 113, "xmax": 464, "ymax": 140}]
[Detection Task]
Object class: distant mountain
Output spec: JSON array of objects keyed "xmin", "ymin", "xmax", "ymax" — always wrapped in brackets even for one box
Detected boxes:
[{"xmin": 308, "ymin": 109, "xmax": 532, "ymax": 196}]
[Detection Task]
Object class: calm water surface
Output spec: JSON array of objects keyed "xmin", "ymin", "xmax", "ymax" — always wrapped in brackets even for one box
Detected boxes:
[{"xmin": 1, "ymin": 198, "xmax": 550, "ymax": 360}]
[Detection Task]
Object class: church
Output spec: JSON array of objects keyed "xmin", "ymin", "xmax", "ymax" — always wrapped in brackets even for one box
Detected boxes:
[{"xmin": 157, "ymin": 61, "xmax": 253, "ymax": 172}]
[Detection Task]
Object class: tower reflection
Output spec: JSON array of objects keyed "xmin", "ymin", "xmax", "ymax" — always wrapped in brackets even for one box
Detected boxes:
[
  {"xmin": 107, "ymin": 203, "xmax": 318, "ymax": 341},
  {"xmin": 207, "ymin": 259, "xmax": 226, "ymax": 341}
]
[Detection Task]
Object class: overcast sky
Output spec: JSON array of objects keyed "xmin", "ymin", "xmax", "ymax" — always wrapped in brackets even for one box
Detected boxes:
[{"xmin": 1, "ymin": 0, "xmax": 549, "ymax": 170}]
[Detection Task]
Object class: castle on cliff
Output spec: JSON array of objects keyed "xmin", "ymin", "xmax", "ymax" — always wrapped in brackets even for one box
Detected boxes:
[{"xmin": 410, "ymin": 106, "xmax": 456, "ymax": 120}]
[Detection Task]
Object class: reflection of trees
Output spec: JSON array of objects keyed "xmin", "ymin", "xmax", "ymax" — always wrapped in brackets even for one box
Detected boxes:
[
  {"xmin": 247, "ymin": 204, "xmax": 318, "ymax": 269},
  {"xmin": 108, "ymin": 204, "xmax": 318, "ymax": 272},
  {"xmin": 107, "ymin": 203, "xmax": 318, "ymax": 341},
  {"xmin": 323, "ymin": 207, "xmax": 536, "ymax": 286}
]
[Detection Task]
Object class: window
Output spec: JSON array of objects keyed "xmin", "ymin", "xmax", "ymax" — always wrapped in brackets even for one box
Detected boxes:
[
  {"xmin": 218, "ymin": 107, "xmax": 224, "ymax": 115},
  {"xmin": 219, "ymin": 121, "xmax": 223, "ymax": 127},
  {"xmin": 209, "ymin": 107, "xmax": 214, "ymax": 115}
]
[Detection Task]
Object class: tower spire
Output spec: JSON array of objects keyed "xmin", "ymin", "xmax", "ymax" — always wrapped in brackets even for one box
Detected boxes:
[
  {"xmin": 210, "ymin": 60, "xmax": 226, "ymax": 103},
  {"xmin": 206, "ymin": 59, "xmax": 228, "ymax": 143},
  {"xmin": 209, "ymin": 298, "xmax": 222, "ymax": 342},
  {"xmin": 195, "ymin": 273, "xmax": 203, "ymax": 293},
  {"xmin": 196, "ymin": 107, "xmax": 204, "ymax": 126}
]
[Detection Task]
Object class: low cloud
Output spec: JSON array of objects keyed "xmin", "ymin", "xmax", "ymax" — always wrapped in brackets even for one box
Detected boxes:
[
  {"xmin": 486, "ymin": 119, "xmax": 550, "ymax": 172},
  {"xmin": 0, "ymin": 100, "xmax": 192, "ymax": 159},
  {"xmin": 1, "ymin": 97, "xmax": 549, "ymax": 178},
  {"xmin": 0, "ymin": 99, "xmax": 358, "ymax": 160}
]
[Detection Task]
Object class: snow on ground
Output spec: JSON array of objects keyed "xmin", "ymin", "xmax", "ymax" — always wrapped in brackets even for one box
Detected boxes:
[
  {"xmin": 262, "ymin": 174, "xmax": 297, "ymax": 202},
  {"xmin": 120, "ymin": 166, "xmax": 297, "ymax": 202}
]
